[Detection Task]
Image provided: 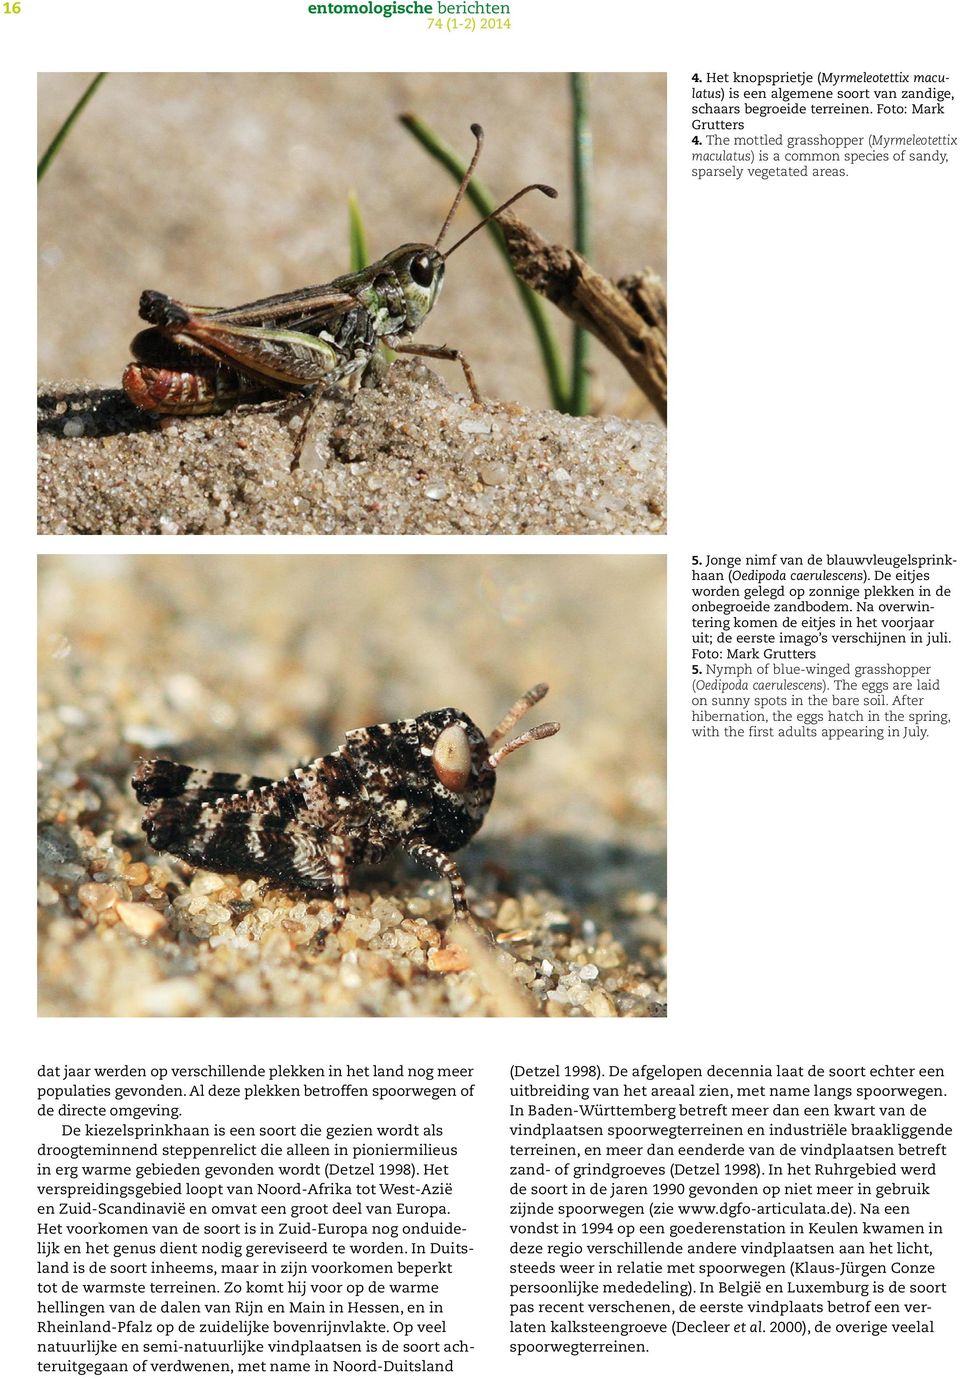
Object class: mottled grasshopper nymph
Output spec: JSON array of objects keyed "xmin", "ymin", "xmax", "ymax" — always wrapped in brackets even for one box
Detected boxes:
[
  {"xmin": 132, "ymin": 683, "xmax": 560, "ymax": 945},
  {"xmin": 122, "ymin": 125, "xmax": 557, "ymax": 462}
]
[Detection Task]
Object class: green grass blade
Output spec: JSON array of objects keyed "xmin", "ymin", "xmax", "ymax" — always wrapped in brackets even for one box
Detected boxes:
[
  {"xmin": 569, "ymin": 74, "xmax": 592, "ymax": 416},
  {"xmin": 347, "ymin": 191, "xmax": 369, "ymax": 272},
  {"xmin": 38, "ymin": 73, "xmax": 107, "ymax": 183},
  {"xmin": 400, "ymin": 112, "xmax": 569, "ymax": 412}
]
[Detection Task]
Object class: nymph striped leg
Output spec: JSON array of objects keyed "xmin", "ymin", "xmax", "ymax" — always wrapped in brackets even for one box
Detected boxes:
[
  {"xmin": 321, "ymin": 832, "xmax": 349, "ymax": 933},
  {"xmin": 403, "ymin": 841, "xmax": 470, "ymax": 922}
]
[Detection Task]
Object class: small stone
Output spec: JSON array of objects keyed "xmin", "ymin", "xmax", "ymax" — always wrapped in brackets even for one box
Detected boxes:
[
  {"xmin": 124, "ymin": 863, "xmax": 150, "ymax": 886},
  {"xmin": 428, "ymin": 944, "xmax": 470, "ymax": 973},
  {"xmin": 371, "ymin": 897, "xmax": 404, "ymax": 929},
  {"xmin": 37, "ymin": 881, "xmax": 60, "ymax": 907},
  {"xmin": 38, "ymin": 824, "xmax": 81, "ymax": 876},
  {"xmin": 78, "ymin": 883, "xmax": 119, "ymax": 913},
  {"xmin": 458, "ymin": 419, "xmax": 493, "ymax": 435},
  {"xmin": 190, "ymin": 872, "xmax": 225, "ymax": 895},
  {"xmin": 424, "ymin": 481, "xmax": 447, "ymax": 501},
  {"xmin": 495, "ymin": 897, "xmax": 522, "ymax": 931},
  {"xmin": 116, "ymin": 901, "xmax": 166, "ymax": 938},
  {"xmin": 579, "ymin": 964, "xmax": 599, "ymax": 982},
  {"xmin": 479, "ymin": 462, "xmax": 509, "ymax": 486},
  {"xmin": 584, "ymin": 990, "xmax": 616, "ymax": 1017},
  {"xmin": 63, "ymin": 418, "xmax": 85, "ymax": 438}
]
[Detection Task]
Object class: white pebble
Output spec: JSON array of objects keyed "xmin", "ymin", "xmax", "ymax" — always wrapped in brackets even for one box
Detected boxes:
[
  {"xmin": 479, "ymin": 462, "xmax": 509, "ymax": 486},
  {"xmin": 116, "ymin": 901, "xmax": 166, "ymax": 938},
  {"xmin": 190, "ymin": 872, "xmax": 225, "ymax": 896}
]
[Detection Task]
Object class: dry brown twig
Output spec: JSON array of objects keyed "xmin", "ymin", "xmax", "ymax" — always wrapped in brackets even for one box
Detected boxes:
[{"xmin": 497, "ymin": 210, "xmax": 667, "ymax": 421}]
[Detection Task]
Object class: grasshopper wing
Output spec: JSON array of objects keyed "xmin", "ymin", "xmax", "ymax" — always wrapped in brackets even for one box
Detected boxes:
[{"xmin": 198, "ymin": 287, "xmax": 362, "ymax": 332}]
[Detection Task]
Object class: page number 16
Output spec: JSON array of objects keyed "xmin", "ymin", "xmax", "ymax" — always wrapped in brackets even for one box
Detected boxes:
[{"xmin": 3, "ymin": 3, "xmax": 23, "ymax": 12}]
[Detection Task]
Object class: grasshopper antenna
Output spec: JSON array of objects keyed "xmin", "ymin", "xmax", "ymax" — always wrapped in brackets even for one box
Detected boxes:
[
  {"xmin": 435, "ymin": 124, "xmax": 487, "ymax": 250},
  {"xmin": 433, "ymin": 123, "xmax": 558, "ymax": 257},
  {"xmin": 444, "ymin": 182, "xmax": 558, "ymax": 258},
  {"xmin": 486, "ymin": 683, "xmax": 560, "ymax": 769}
]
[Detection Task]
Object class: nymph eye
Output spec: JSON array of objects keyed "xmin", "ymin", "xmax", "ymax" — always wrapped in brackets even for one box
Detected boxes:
[
  {"xmin": 432, "ymin": 724, "xmax": 472, "ymax": 792},
  {"xmin": 410, "ymin": 254, "xmax": 435, "ymax": 288}
]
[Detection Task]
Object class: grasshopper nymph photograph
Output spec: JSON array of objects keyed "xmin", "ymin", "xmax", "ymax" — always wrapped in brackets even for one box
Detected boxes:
[
  {"xmin": 38, "ymin": 73, "xmax": 667, "ymax": 536},
  {"xmin": 38, "ymin": 554, "xmax": 667, "ymax": 1019}
]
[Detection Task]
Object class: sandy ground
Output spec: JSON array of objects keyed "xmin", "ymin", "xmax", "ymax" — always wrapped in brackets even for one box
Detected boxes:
[
  {"xmin": 38, "ymin": 556, "xmax": 667, "ymax": 1018},
  {"xmin": 37, "ymin": 366, "xmax": 666, "ymax": 535}
]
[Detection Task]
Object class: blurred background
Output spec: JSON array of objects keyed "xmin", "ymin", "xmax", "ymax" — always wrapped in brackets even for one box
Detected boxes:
[
  {"xmin": 38, "ymin": 73, "xmax": 666, "ymax": 416},
  {"xmin": 38, "ymin": 555, "xmax": 666, "ymax": 1016}
]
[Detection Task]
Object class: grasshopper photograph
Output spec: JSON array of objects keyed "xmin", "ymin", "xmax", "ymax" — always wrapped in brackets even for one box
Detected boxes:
[
  {"xmin": 38, "ymin": 74, "xmax": 667, "ymax": 535},
  {"xmin": 38, "ymin": 553, "xmax": 667, "ymax": 1018},
  {"xmin": 122, "ymin": 125, "xmax": 558, "ymax": 465}
]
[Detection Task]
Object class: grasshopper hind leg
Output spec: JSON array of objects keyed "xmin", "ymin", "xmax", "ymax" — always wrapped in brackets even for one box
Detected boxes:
[
  {"xmin": 124, "ymin": 328, "xmax": 282, "ymax": 416},
  {"xmin": 390, "ymin": 340, "xmax": 481, "ymax": 404}
]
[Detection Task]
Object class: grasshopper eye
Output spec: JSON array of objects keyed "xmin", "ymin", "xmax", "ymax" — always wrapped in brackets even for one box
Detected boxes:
[
  {"xmin": 410, "ymin": 254, "xmax": 435, "ymax": 289},
  {"xmin": 432, "ymin": 724, "xmax": 472, "ymax": 792}
]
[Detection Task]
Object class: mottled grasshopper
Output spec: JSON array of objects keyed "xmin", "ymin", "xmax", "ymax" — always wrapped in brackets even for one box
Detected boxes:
[
  {"xmin": 132, "ymin": 683, "xmax": 559, "ymax": 945},
  {"xmin": 122, "ymin": 125, "xmax": 557, "ymax": 462}
]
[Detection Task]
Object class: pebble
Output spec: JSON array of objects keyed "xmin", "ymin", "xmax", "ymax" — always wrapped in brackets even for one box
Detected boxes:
[
  {"xmin": 191, "ymin": 872, "xmax": 225, "ymax": 895},
  {"xmin": 124, "ymin": 863, "xmax": 150, "ymax": 886},
  {"xmin": 585, "ymin": 990, "xmax": 616, "ymax": 1017},
  {"xmin": 38, "ymin": 824, "xmax": 81, "ymax": 875},
  {"xmin": 479, "ymin": 462, "xmax": 509, "ymax": 486},
  {"xmin": 495, "ymin": 897, "xmax": 522, "ymax": 931},
  {"xmin": 429, "ymin": 944, "xmax": 470, "ymax": 974},
  {"xmin": 424, "ymin": 481, "xmax": 447, "ymax": 501},
  {"xmin": 78, "ymin": 882, "xmax": 119, "ymax": 913},
  {"xmin": 62, "ymin": 418, "xmax": 85, "ymax": 438},
  {"xmin": 116, "ymin": 901, "xmax": 166, "ymax": 938}
]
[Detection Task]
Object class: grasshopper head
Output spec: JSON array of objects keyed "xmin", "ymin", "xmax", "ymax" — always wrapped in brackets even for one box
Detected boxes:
[
  {"xmin": 413, "ymin": 684, "xmax": 560, "ymax": 853},
  {"xmin": 377, "ymin": 127, "xmax": 556, "ymax": 344},
  {"xmin": 387, "ymin": 244, "xmax": 447, "ymax": 332}
]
